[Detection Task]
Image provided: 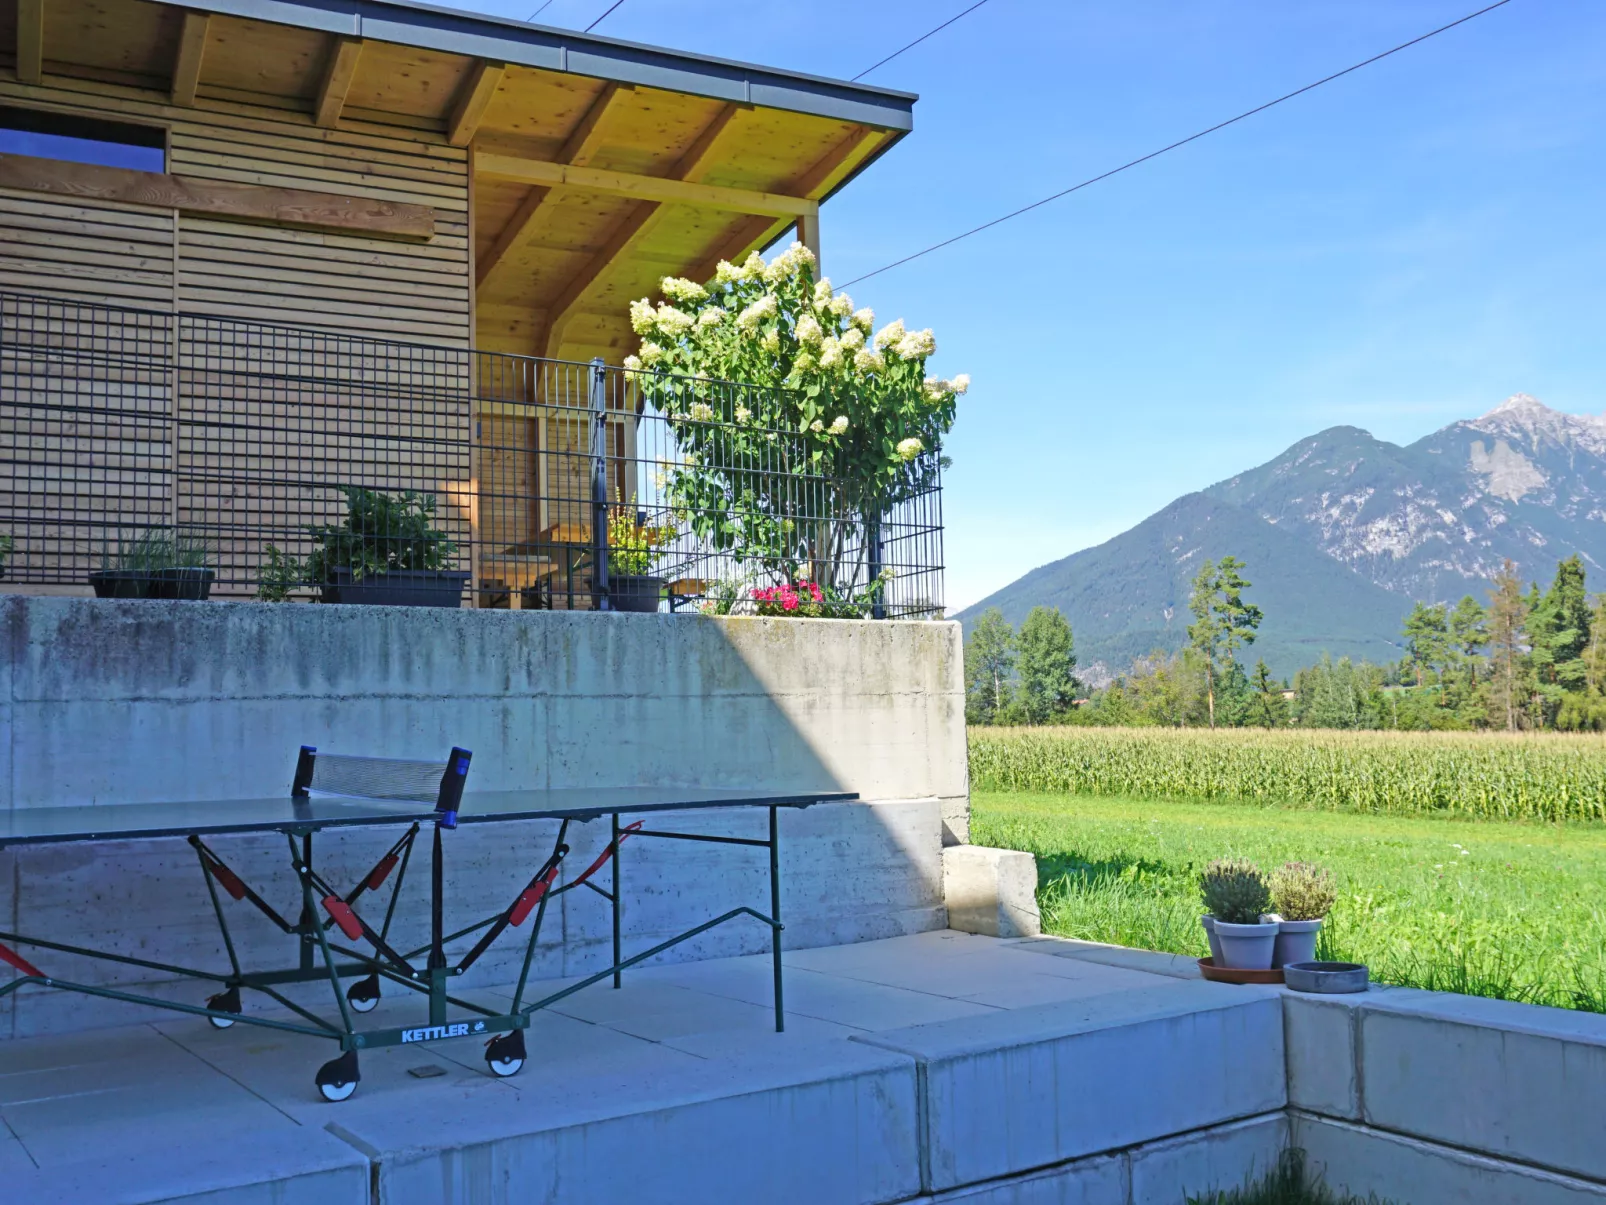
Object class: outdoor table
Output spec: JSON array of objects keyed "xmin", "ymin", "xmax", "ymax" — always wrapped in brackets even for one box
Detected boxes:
[{"xmin": 0, "ymin": 756, "xmax": 855, "ymax": 1101}]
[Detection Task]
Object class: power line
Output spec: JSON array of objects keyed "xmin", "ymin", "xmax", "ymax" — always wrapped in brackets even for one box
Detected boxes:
[
  {"xmin": 853, "ymin": 0, "xmax": 995, "ymax": 82},
  {"xmin": 586, "ymin": 0, "xmax": 626, "ymax": 32},
  {"xmin": 842, "ymin": 0, "xmax": 1516, "ymax": 288},
  {"xmin": 525, "ymin": 0, "xmax": 555, "ymax": 21}
]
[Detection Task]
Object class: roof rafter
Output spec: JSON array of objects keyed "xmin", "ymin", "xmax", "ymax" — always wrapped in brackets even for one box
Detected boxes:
[
  {"xmin": 685, "ymin": 125, "xmax": 887, "ymax": 287},
  {"xmin": 314, "ymin": 36, "xmax": 364, "ymax": 129},
  {"xmin": 543, "ymin": 102, "xmax": 746, "ymax": 356},
  {"xmin": 475, "ymin": 82, "xmax": 630, "ymax": 288},
  {"xmin": 170, "ymin": 11, "xmax": 211, "ymax": 107},
  {"xmin": 16, "ymin": 0, "xmax": 44, "ymax": 85},
  {"xmin": 447, "ymin": 58, "xmax": 504, "ymax": 147},
  {"xmin": 476, "ymin": 155, "xmax": 817, "ymax": 219}
]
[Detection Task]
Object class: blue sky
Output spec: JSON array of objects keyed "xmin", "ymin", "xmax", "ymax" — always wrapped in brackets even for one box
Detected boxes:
[{"xmin": 457, "ymin": 0, "xmax": 1606, "ymax": 612}]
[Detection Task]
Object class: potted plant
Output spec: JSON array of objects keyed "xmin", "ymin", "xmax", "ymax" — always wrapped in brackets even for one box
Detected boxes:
[
  {"xmin": 605, "ymin": 508, "xmax": 672, "ymax": 614},
  {"xmin": 1269, "ymin": 862, "xmax": 1337, "ymax": 968},
  {"xmin": 1199, "ymin": 858, "xmax": 1278, "ymax": 970},
  {"xmin": 308, "ymin": 488, "xmax": 468, "ymax": 608},
  {"xmin": 89, "ymin": 529, "xmax": 215, "ymax": 600}
]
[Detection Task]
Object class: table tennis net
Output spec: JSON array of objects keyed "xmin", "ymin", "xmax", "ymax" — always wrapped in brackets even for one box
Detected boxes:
[{"xmin": 304, "ymin": 754, "xmax": 451, "ymax": 804}]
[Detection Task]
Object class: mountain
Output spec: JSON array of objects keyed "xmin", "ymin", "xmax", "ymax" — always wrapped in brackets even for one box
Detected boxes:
[{"xmin": 959, "ymin": 396, "xmax": 1606, "ymax": 682}]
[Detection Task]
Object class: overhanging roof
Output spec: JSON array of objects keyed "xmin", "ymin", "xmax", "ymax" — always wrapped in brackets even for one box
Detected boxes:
[{"xmin": 176, "ymin": 0, "xmax": 916, "ymax": 130}]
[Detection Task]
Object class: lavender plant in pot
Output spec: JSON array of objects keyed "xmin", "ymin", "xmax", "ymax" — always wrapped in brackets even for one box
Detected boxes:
[
  {"xmin": 1269, "ymin": 862, "xmax": 1337, "ymax": 969},
  {"xmin": 1199, "ymin": 859, "xmax": 1278, "ymax": 970}
]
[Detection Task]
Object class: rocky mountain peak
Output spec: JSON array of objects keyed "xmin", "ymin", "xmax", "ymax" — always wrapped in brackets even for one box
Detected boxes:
[{"xmin": 1466, "ymin": 393, "xmax": 1606, "ymax": 455}]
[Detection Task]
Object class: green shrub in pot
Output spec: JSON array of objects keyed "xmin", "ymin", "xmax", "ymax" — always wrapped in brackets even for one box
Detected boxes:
[
  {"xmin": 1269, "ymin": 861, "xmax": 1337, "ymax": 968},
  {"xmin": 1199, "ymin": 858, "xmax": 1279, "ymax": 970}
]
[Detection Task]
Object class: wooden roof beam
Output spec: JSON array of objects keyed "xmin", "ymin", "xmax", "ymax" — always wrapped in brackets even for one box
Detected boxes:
[
  {"xmin": 314, "ymin": 36, "xmax": 363, "ymax": 129},
  {"xmin": 686, "ymin": 126, "xmax": 887, "ymax": 286},
  {"xmin": 542, "ymin": 103, "xmax": 745, "ymax": 356},
  {"xmin": 476, "ymin": 154, "xmax": 816, "ymax": 219},
  {"xmin": 475, "ymin": 82, "xmax": 629, "ymax": 288},
  {"xmin": 447, "ymin": 59, "xmax": 505, "ymax": 147},
  {"xmin": 16, "ymin": 0, "xmax": 44, "ymax": 85},
  {"xmin": 170, "ymin": 11, "xmax": 210, "ymax": 107}
]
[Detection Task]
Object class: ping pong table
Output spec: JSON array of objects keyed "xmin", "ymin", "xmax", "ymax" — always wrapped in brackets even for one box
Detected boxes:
[{"xmin": 0, "ymin": 746, "xmax": 855, "ymax": 1101}]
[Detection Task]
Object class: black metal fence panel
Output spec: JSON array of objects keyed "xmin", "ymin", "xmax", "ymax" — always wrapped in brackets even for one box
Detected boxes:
[{"xmin": 0, "ymin": 291, "xmax": 944, "ymax": 618}]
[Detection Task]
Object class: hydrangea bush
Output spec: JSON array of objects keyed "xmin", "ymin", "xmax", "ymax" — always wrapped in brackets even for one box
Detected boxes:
[{"xmin": 624, "ymin": 243, "xmax": 966, "ymax": 593}]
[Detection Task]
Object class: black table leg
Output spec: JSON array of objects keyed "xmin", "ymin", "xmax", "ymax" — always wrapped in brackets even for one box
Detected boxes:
[{"xmin": 770, "ymin": 805, "xmax": 784, "ymax": 1033}]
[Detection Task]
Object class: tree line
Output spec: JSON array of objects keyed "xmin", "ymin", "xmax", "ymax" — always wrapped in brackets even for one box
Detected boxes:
[{"xmin": 964, "ymin": 553, "xmax": 1606, "ymax": 731}]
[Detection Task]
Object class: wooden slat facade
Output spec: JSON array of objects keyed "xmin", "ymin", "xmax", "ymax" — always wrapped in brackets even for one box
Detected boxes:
[{"xmin": 0, "ymin": 75, "xmax": 471, "ymax": 341}]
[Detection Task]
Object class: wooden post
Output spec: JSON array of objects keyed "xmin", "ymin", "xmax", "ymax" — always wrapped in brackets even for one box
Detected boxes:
[
  {"xmin": 16, "ymin": 0, "xmax": 44, "ymax": 85},
  {"xmin": 795, "ymin": 211, "xmax": 820, "ymax": 270}
]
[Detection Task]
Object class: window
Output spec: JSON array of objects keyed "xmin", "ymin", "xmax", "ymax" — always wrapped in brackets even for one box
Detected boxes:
[{"xmin": 0, "ymin": 105, "xmax": 165, "ymax": 172}]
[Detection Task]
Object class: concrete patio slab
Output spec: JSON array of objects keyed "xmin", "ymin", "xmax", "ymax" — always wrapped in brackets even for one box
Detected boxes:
[{"xmin": 0, "ymin": 931, "xmax": 1270, "ymax": 1205}]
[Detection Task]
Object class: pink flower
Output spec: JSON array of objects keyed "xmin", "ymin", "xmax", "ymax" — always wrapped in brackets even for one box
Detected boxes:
[{"xmin": 783, "ymin": 594, "xmax": 798, "ymax": 611}]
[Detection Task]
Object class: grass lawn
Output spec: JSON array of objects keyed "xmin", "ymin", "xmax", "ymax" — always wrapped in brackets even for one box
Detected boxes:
[{"xmin": 972, "ymin": 789, "xmax": 1606, "ymax": 1012}]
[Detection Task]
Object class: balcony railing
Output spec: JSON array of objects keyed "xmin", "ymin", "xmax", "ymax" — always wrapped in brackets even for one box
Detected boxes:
[{"xmin": 0, "ymin": 291, "xmax": 943, "ymax": 617}]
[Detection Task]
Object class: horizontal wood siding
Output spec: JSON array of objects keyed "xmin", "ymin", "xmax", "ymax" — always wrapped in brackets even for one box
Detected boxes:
[
  {"xmin": 0, "ymin": 189, "xmax": 175, "ymax": 307},
  {"xmin": 0, "ymin": 76, "xmax": 470, "ymax": 344}
]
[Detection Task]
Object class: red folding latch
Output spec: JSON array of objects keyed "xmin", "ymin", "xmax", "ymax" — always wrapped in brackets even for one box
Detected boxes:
[
  {"xmin": 572, "ymin": 821, "xmax": 645, "ymax": 888},
  {"xmin": 367, "ymin": 854, "xmax": 399, "ymax": 891},
  {"xmin": 322, "ymin": 895, "xmax": 364, "ymax": 941},
  {"xmin": 204, "ymin": 856, "xmax": 247, "ymax": 901}
]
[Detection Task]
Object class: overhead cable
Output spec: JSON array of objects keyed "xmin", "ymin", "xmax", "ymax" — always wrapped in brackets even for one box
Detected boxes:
[
  {"xmin": 586, "ymin": 0, "xmax": 627, "ymax": 31},
  {"xmin": 853, "ymin": 0, "xmax": 995, "ymax": 82},
  {"xmin": 842, "ymin": 0, "xmax": 1516, "ymax": 287}
]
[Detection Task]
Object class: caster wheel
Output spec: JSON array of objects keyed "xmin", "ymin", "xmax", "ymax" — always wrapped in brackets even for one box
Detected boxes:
[
  {"xmin": 485, "ymin": 1029, "xmax": 526, "ymax": 1078},
  {"xmin": 206, "ymin": 986, "xmax": 242, "ymax": 1030},
  {"xmin": 346, "ymin": 974, "xmax": 381, "ymax": 1013},
  {"xmin": 315, "ymin": 1048, "xmax": 361, "ymax": 1103}
]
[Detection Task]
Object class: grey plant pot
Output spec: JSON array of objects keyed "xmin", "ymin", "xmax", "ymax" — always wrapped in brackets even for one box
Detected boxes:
[
  {"xmin": 1200, "ymin": 914, "xmax": 1224, "ymax": 964},
  {"xmin": 1273, "ymin": 918, "xmax": 1323, "ymax": 969},
  {"xmin": 1213, "ymin": 920, "xmax": 1280, "ymax": 970}
]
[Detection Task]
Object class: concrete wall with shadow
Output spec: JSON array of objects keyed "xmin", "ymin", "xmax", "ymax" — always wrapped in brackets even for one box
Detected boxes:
[{"xmin": 0, "ymin": 597, "xmax": 967, "ymax": 1039}]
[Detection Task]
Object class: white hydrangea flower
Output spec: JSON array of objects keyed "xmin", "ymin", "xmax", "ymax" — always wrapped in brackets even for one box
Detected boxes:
[
  {"xmin": 629, "ymin": 298, "xmax": 656, "ymax": 335},
  {"xmin": 874, "ymin": 319, "xmax": 906, "ymax": 350},
  {"xmin": 831, "ymin": 295, "xmax": 855, "ymax": 319},
  {"xmin": 896, "ymin": 437, "xmax": 924, "ymax": 461},
  {"xmin": 736, "ymin": 293, "xmax": 778, "ymax": 331},
  {"xmin": 660, "ymin": 276, "xmax": 708, "ymax": 304},
  {"xmin": 809, "ymin": 419, "xmax": 824, "ymax": 433},
  {"xmin": 763, "ymin": 242, "xmax": 816, "ymax": 285},
  {"xmin": 852, "ymin": 308, "xmax": 875, "ymax": 332},
  {"xmin": 853, "ymin": 348, "xmax": 885, "ymax": 373},
  {"xmin": 623, "ymin": 354, "xmax": 643, "ymax": 371},
  {"xmin": 792, "ymin": 350, "xmax": 817, "ymax": 374},
  {"xmin": 689, "ymin": 401, "xmax": 715, "ymax": 422},
  {"xmin": 698, "ymin": 306, "xmax": 726, "ymax": 327},
  {"xmin": 735, "ymin": 405, "xmax": 752, "ymax": 424},
  {"xmin": 714, "ymin": 259, "xmax": 744, "ymax": 284},
  {"xmin": 894, "ymin": 328, "xmax": 936, "ymax": 359},
  {"xmin": 829, "ymin": 415, "xmax": 849, "ymax": 435},
  {"xmin": 654, "ymin": 305, "xmax": 695, "ymax": 336},
  {"xmin": 639, "ymin": 341, "xmax": 664, "ymax": 366},
  {"xmin": 683, "ymin": 451, "xmax": 699, "ymax": 467},
  {"xmin": 761, "ymin": 329, "xmax": 782, "ymax": 353},
  {"xmin": 950, "ymin": 373, "xmax": 971, "ymax": 394},
  {"xmin": 796, "ymin": 313, "xmax": 824, "ymax": 345},
  {"xmin": 818, "ymin": 338, "xmax": 843, "ymax": 369},
  {"xmin": 741, "ymin": 252, "xmax": 766, "ymax": 277},
  {"xmin": 840, "ymin": 327, "xmax": 866, "ymax": 352},
  {"xmin": 812, "ymin": 278, "xmax": 834, "ymax": 305}
]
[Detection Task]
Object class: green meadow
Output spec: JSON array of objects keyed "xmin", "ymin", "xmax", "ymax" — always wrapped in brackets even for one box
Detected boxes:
[{"xmin": 973, "ymin": 789, "xmax": 1606, "ymax": 1012}]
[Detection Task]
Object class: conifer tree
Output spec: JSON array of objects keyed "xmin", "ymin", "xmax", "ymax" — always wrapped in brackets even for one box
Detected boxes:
[{"xmin": 1486, "ymin": 560, "xmax": 1534, "ymax": 732}]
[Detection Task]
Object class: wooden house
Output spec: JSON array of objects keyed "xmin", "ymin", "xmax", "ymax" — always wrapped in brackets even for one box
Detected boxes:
[{"xmin": 0, "ymin": 0, "xmax": 920, "ymax": 605}]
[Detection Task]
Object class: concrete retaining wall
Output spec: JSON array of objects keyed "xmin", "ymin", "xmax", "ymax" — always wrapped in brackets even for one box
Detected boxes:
[
  {"xmin": 0, "ymin": 597, "xmax": 967, "ymax": 1039},
  {"xmin": 1282, "ymin": 983, "xmax": 1606, "ymax": 1203}
]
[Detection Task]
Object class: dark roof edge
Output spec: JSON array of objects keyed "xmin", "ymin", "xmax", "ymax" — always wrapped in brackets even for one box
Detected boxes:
[{"xmin": 172, "ymin": 0, "xmax": 917, "ymax": 130}]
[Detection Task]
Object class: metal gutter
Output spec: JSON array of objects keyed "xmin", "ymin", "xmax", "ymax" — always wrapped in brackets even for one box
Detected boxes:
[{"xmin": 165, "ymin": 0, "xmax": 918, "ymax": 130}]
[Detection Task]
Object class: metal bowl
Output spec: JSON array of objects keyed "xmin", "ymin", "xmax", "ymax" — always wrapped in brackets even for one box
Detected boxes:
[{"xmin": 1283, "ymin": 961, "xmax": 1369, "ymax": 994}]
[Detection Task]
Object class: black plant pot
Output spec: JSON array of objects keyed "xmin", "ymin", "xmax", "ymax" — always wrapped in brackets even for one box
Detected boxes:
[
  {"xmin": 89, "ymin": 570, "xmax": 155, "ymax": 599},
  {"xmin": 320, "ymin": 568, "xmax": 469, "ymax": 608},
  {"xmin": 89, "ymin": 568, "xmax": 215, "ymax": 600},
  {"xmin": 608, "ymin": 574, "xmax": 665, "ymax": 613},
  {"xmin": 152, "ymin": 568, "xmax": 215, "ymax": 600}
]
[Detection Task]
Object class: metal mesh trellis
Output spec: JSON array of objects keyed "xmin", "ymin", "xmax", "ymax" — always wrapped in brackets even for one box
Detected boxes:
[{"xmin": 0, "ymin": 290, "xmax": 944, "ymax": 617}]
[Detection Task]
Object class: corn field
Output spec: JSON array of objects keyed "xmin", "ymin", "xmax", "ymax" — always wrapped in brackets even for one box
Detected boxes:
[{"xmin": 968, "ymin": 727, "xmax": 1606, "ymax": 823}]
